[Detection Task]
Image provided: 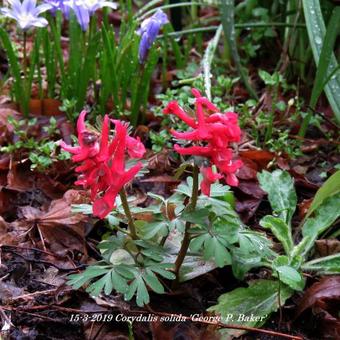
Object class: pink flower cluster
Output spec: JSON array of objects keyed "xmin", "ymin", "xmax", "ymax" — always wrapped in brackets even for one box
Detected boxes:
[
  {"xmin": 164, "ymin": 89, "xmax": 243, "ymax": 196},
  {"xmin": 60, "ymin": 111, "xmax": 146, "ymax": 219}
]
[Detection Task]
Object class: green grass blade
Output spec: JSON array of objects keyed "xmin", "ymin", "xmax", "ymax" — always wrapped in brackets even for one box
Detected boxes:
[
  {"xmin": 202, "ymin": 24, "xmax": 223, "ymax": 100},
  {"xmin": 301, "ymin": 0, "xmax": 340, "ymax": 128},
  {"xmin": 219, "ymin": 0, "xmax": 258, "ymax": 99},
  {"xmin": 131, "ymin": 46, "xmax": 159, "ymax": 126},
  {"xmin": 162, "ymin": 24, "xmax": 185, "ymax": 69},
  {"xmin": 27, "ymin": 31, "xmax": 42, "ymax": 98},
  {"xmin": 0, "ymin": 27, "xmax": 26, "ymax": 112},
  {"xmin": 49, "ymin": 13, "xmax": 66, "ymax": 96}
]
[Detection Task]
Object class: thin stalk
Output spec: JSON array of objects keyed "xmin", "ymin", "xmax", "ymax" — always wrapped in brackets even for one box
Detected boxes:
[
  {"xmin": 22, "ymin": 31, "xmax": 28, "ymax": 117},
  {"xmin": 265, "ymin": 84, "xmax": 279, "ymax": 143},
  {"xmin": 119, "ymin": 188, "xmax": 138, "ymax": 240},
  {"xmin": 157, "ymin": 22, "xmax": 306, "ymax": 39},
  {"xmin": 137, "ymin": 2, "xmax": 202, "ymax": 20},
  {"xmin": 277, "ymin": 272, "xmax": 283, "ymax": 328},
  {"xmin": 173, "ymin": 165, "xmax": 199, "ymax": 285}
]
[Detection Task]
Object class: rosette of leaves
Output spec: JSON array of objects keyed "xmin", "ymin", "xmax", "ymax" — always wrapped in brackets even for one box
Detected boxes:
[
  {"xmin": 68, "ymin": 233, "xmax": 175, "ymax": 307},
  {"xmin": 209, "ymin": 170, "xmax": 340, "ymax": 337},
  {"xmin": 69, "ymin": 176, "xmax": 274, "ymax": 306}
]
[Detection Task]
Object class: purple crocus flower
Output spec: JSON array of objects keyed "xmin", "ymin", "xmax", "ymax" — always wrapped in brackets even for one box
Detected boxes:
[
  {"xmin": 64, "ymin": 0, "xmax": 117, "ymax": 31},
  {"xmin": 0, "ymin": 0, "xmax": 52, "ymax": 31},
  {"xmin": 137, "ymin": 9, "xmax": 169, "ymax": 63},
  {"xmin": 44, "ymin": 0, "xmax": 70, "ymax": 17}
]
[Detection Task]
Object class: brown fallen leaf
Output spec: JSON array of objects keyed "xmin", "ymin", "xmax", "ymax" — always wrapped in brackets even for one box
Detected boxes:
[
  {"xmin": 6, "ymin": 160, "xmax": 35, "ymax": 192},
  {"xmin": 236, "ymin": 198, "xmax": 263, "ymax": 223},
  {"xmin": 315, "ymin": 240, "xmax": 340, "ymax": 258},
  {"xmin": 16, "ymin": 190, "xmax": 88, "ymax": 256},
  {"xmin": 0, "ymin": 216, "xmax": 24, "ymax": 246},
  {"xmin": 295, "ymin": 276, "xmax": 340, "ymax": 317},
  {"xmin": 295, "ymin": 277, "xmax": 340, "ymax": 339},
  {"xmin": 0, "ymin": 281, "xmax": 25, "ymax": 303},
  {"xmin": 237, "ymin": 158, "xmax": 258, "ymax": 180},
  {"xmin": 239, "ymin": 150, "xmax": 275, "ymax": 169},
  {"xmin": 237, "ymin": 181, "xmax": 266, "ymax": 199},
  {"xmin": 298, "ymin": 198, "xmax": 313, "ymax": 220}
]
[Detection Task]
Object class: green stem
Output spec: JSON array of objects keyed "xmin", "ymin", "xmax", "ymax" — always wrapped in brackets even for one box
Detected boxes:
[
  {"xmin": 23, "ymin": 31, "xmax": 29, "ymax": 117},
  {"xmin": 220, "ymin": 0, "xmax": 258, "ymax": 99},
  {"xmin": 265, "ymin": 85, "xmax": 279, "ymax": 143},
  {"xmin": 158, "ymin": 22, "xmax": 306, "ymax": 39},
  {"xmin": 119, "ymin": 188, "xmax": 138, "ymax": 240},
  {"xmin": 173, "ymin": 165, "xmax": 199, "ymax": 285}
]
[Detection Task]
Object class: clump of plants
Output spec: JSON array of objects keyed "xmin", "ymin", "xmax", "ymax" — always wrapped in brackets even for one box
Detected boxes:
[
  {"xmin": 63, "ymin": 89, "xmax": 267, "ymax": 306},
  {"xmin": 1, "ymin": 116, "xmax": 70, "ymax": 170}
]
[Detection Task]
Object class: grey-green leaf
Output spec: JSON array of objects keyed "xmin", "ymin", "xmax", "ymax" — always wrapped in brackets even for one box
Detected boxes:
[
  {"xmin": 260, "ymin": 215, "xmax": 293, "ymax": 255},
  {"xmin": 302, "ymin": 0, "xmax": 340, "ymax": 121},
  {"xmin": 258, "ymin": 170, "xmax": 297, "ymax": 225},
  {"xmin": 305, "ymin": 170, "xmax": 340, "ymax": 219},
  {"xmin": 293, "ymin": 192, "xmax": 340, "ymax": 259},
  {"xmin": 274, "ymin": 265, "xmax": 305, "ymax": 291},
  {"xmin": 208, "ymin": 279, "xmax": 293, "ymax": 338},
  {"xmin": 301, "ymin": 253, "xmax": 340, "ymax": 275},
  {"xmin": 202, "ymin": 25, "xmax": 223, "ymax": 100}
]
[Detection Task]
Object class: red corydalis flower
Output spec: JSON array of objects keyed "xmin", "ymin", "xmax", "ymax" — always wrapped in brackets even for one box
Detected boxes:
[
  {"xmin": 59, "ymin": 111, "xmax": 146, "ymax": 219},
  {"xmin": 164, "ymin": 89, "xmax": 243, "ymax": 195}
]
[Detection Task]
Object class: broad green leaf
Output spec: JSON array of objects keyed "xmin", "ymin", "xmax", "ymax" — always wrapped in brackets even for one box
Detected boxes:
[
  {"xmin": 143, "ymin": 270, "xmax": 165, "ymax": 294},
  {"xmin": 258, "ymin": 170, "xmax": 297, "ymax": 225},
  {"xmin": 86, "ymin": 274, "xmax": 108, "ymax": 296},
  {"xmin": 302, "ymin": 1, "xmax": 340, "ymax": 122},
  {"xmin": 272, "ymin": 257, "xmax": 305, "ymax": 291},
  {"xmin": 164, "ymin": 231, "xmax": 217, "ymax": 281},
  {"xmin": 109, "ymin": 249, "xmax": 135, "ymax": 266},
  {"xmin": 305, "ymin": 170, "xmax": 340, "ymax": 219},
  {"xmin": 142, "ymin": 221, "xmax": 169, "ymax": 239},
  {"xmin": 208, "ymin": 280, "xmax": 293, "ymax": 338},
  {"xmin": 125, "ymin": 279, "xmax": 139, "ymax": 302},
  {"xmin": 231, "ymin": 247, "xmax": 262, "ymax": 280},
  {"xmin": 177, "ymin": 256, "xmax": 216, "ymax": 282},
  {"xmin": 260, "ymin": 215, "xmax": 294, "ymax": 255},
  {"xmin": 111, "ymin": 270, "xmax": 129, "ymax": 293},
  {"xmin": 274, "ymin": 265, "xmax": 304, "ymax": 291},
  {"xmin": 301, "ymin": 253, "xmax": 340, "ymax": 274},
  {"xmin": 182, "ymin": 208, "xmax": 210, "ymax": 224},
  {"xmin": 231, "ymin": 229, "xmax": 277, "ymax": 279},
  {"xmin": 175, "ymin": 176, "xmax": 193, "ymax": 197},
  {"xmin": 209, "ymin": 182, "xmax": 231, "ymax": 198},
  {"xmin": 190, "ymin": 232, "xmax": 232, "ymax": 268},
  {"xmin": 302, "ymin": 192, "xmax": 340, "ymax": 238},
  {"xmin": 148, "ymin": 263, "xmax": 176, "ymax": 280},
  {"xmin": 293, "ymin": 192, "xmax": 340, "ymax": 259}
]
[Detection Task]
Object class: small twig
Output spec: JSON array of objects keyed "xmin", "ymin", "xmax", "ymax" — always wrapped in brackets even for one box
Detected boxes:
[
  {"xmin": 18, "ymin": 311, "xmax": 60, "ymax": 322},
  {"xmin": 1, "ymin": 245, "xmax": 64, "ymax": 259},
  {"xmin": 11, "ymin": 288, "xmax": 72, "ymax": 301},
  {"xmin": 129, "ymin": 309, "xmax": 303, "ymax": 340},
  {"xmin": 37, "ymin": 226, "xmax": 47, "ymax": 252},
  {"xmin": 277, "ymin": 272, "xmax": 283, "ymax": 328},
  {"xmin": 0, "ymin": 306, "xmax": 13, "ymax": 329},
  {"xmin": 1, "ymin": 249, "xmax": 85, "ymax": 271}
]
